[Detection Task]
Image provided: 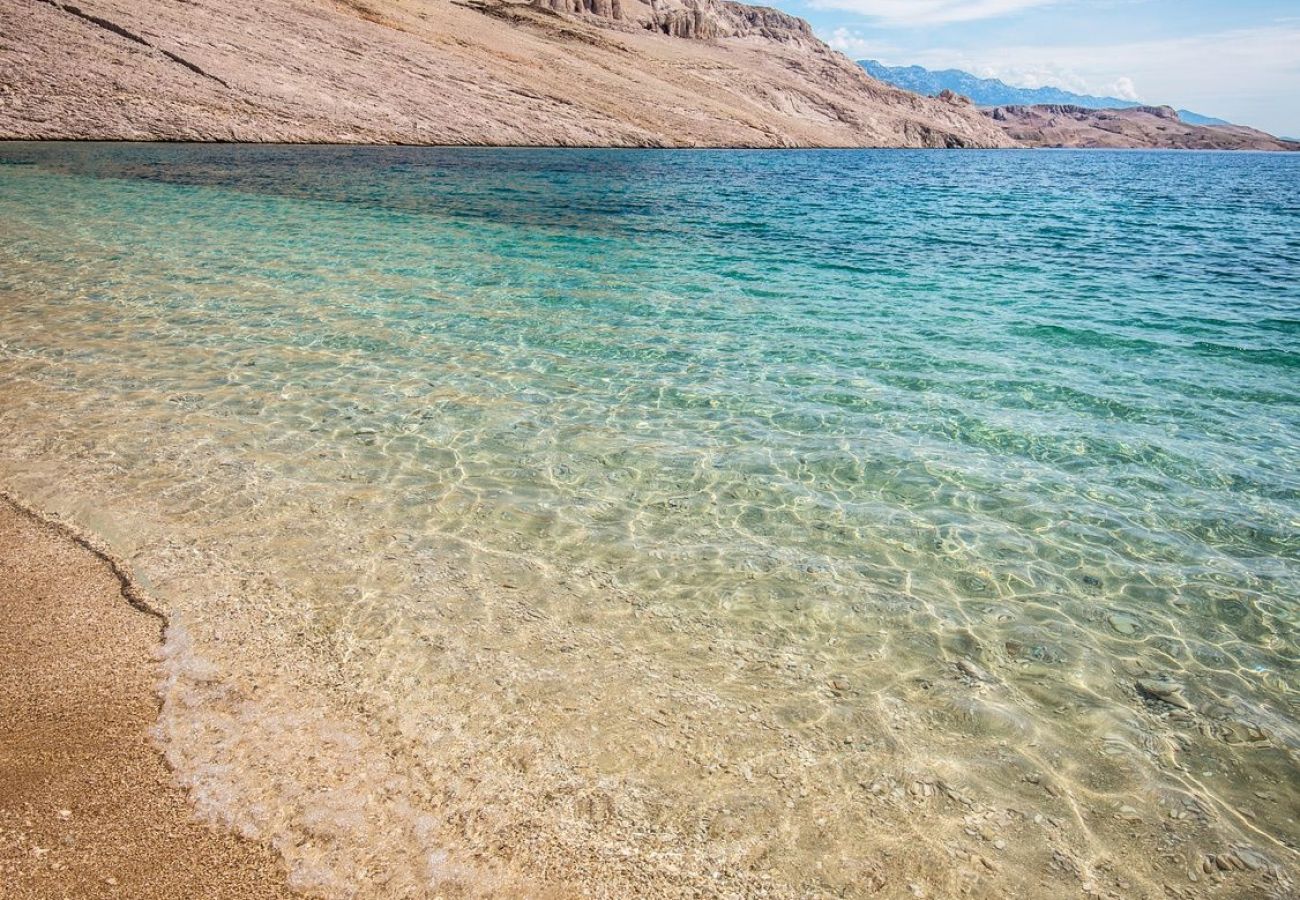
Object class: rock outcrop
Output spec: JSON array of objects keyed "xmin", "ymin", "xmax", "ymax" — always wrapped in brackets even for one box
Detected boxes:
[
  {"xmin": 533, "ymin": 0, "xmax": 625, "ymax": 21},
  {"xmin": 0, "ymin": 0, "xmax": 1015, "ymax": 148},
  {"xmin": 531, "ymin": 0, "xmax": 814, "ymax": 43},
  {"xmin": 985, "ymin": 104, "xmax": 1298, "ymax": 150}
]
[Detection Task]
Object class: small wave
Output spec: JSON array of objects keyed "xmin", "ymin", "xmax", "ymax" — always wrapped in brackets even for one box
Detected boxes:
[
  {"xmin": 1012, "ymin": 323, "xmax": 1164, "ymax": 353},
  {"xmin": 1191, "ymin": 341, "xmax": 1300, "ymax": 369}
]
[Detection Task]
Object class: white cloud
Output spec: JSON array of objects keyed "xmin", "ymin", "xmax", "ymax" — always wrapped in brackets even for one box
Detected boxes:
[
  {"xmin": 971, "ymin": 63, "xmax": 1095, "ymax": 93},
  {"xmin": 1109, "ymin": 76, "xmax": 1139, "ymax": 101},
  {"xmin": 961, "ymin": 63, "xmax": 1141, "ymax": 101},
  {"xmin": 826, "ymin": 27, "xmax": 884, "ymax": 58},
  {"xmin": 809, "ymin": 0, "xmax": 1058, "ymax": 26}
]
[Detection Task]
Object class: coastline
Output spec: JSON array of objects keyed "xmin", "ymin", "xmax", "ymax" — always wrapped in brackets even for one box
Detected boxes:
[
  {"xmin": 0, "ymin": 491, "xmax": 292, "ymax": 898},
  {"xmin": 1, "ymin": 138, "xmax": 1297, "ymax": 152}
]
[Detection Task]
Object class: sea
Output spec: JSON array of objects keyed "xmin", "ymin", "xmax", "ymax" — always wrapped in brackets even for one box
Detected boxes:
[{"xmin": 1, "ymin": 143, "xmax": 1296, "ymax": 897}]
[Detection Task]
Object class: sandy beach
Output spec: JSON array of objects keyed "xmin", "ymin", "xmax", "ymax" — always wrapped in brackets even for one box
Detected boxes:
[{"xmin": 0, "ymin": 495, "xmax": 291, "ymax": 898}]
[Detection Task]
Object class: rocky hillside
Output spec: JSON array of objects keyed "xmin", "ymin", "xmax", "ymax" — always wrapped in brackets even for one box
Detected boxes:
[
  {"xmin": 0, "ymin": 0, "xmax": 1013, "ymax": 148},
  {"xmin": 984, "ymin": 104, "xmax": 1299, "ymax": 151}
]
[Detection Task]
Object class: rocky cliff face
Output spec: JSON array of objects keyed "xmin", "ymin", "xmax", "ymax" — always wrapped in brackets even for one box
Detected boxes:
[
  {"xmin": 531, "ymin": 0, "xmax": 814, "ymax": 43},
  {"xmin": 985, "ymin": 104, "xmax": 1298, "ymax": 150},
  {"xmin": 0, "ymin": 0, "xmax": 1014, "ymax": 148}
]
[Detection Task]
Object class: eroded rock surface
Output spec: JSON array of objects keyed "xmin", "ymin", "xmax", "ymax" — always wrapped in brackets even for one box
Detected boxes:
[
  {"xmin": 985, "ymin": 104, "xmax": 1298, "ymax": 150},
  {"xmin": 0, "ymin": 0, "xmax": 1014, "ymax": 147}
]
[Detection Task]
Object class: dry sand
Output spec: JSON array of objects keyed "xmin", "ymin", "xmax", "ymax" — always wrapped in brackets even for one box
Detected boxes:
[{"xmin": 0, "ymin": 495, "xmax": 293, "ymax": 899}]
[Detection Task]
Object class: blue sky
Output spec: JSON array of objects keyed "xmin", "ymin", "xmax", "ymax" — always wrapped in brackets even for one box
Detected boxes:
[{"xmin": 773, "ymin": 0, "xmax": 1300, "ymax": 136}]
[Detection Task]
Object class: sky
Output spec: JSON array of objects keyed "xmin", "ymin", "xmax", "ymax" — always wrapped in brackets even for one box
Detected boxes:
[{"xmin": 773, "ymin": 0, "xmax": 1300, "ymax": 137}]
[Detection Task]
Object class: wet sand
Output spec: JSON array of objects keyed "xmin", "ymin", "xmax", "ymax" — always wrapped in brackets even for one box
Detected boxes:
[{"xmin": 0, "ymin": 495, "xmax": 292, "ymax": 899}]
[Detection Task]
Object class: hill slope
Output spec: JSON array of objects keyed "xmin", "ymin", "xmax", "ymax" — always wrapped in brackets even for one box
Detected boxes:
[
  {"xmin": 984, "ymin": 104, "xmax": 1298, "ymax": 151},
  {"xmin": 0, "ymin": 0, "xmax": 1013, "ymax": 148}
]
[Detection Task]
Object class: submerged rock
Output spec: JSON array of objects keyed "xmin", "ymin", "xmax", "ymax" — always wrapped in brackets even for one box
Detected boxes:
[
  {"xmin": 1108, "ymin": 613, "xmax": 1139, "ymax": 635},
  {"xmin": 1137, "ymin": 677, "xmax": 1191, "ymax": 710},
  {"xmin": 955, "ymin": 659, "xmax": 994, "ymax": 683}
]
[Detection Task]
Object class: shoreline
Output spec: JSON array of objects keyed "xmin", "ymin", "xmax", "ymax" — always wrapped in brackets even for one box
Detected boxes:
[
  {"xmin": 2, "ymin": 138, "xmax": 1298, "ymax": 152},
  {"xmin": 0, "ymin": 491, "xmax": 293, "ymax": 898}
]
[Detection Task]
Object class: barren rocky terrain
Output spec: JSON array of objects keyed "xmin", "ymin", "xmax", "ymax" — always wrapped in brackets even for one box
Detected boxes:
[
  {"xmin": 984, "ymin": 104, "xmax": 1299, "ymax": 151},
  {"xmin": 0, "ymin": 0, "xmax": 1016, "ymax": 147}
]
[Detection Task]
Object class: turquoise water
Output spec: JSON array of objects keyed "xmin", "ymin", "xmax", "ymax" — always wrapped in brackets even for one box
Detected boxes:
[{"xmin": 0, "ymin": 144, "xmax": 1297, "ymax": 897}]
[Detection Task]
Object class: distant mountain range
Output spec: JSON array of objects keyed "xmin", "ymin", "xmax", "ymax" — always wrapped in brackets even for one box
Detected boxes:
[{"xmin": 860, "ymin": 60, "xmax": 1229, "ymax": 127}]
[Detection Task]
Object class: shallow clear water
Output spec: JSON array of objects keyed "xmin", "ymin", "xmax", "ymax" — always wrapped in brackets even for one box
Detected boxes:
[{"xmin": 1, "ymin": 143, "xmax": 1297, "ymax": 897}]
